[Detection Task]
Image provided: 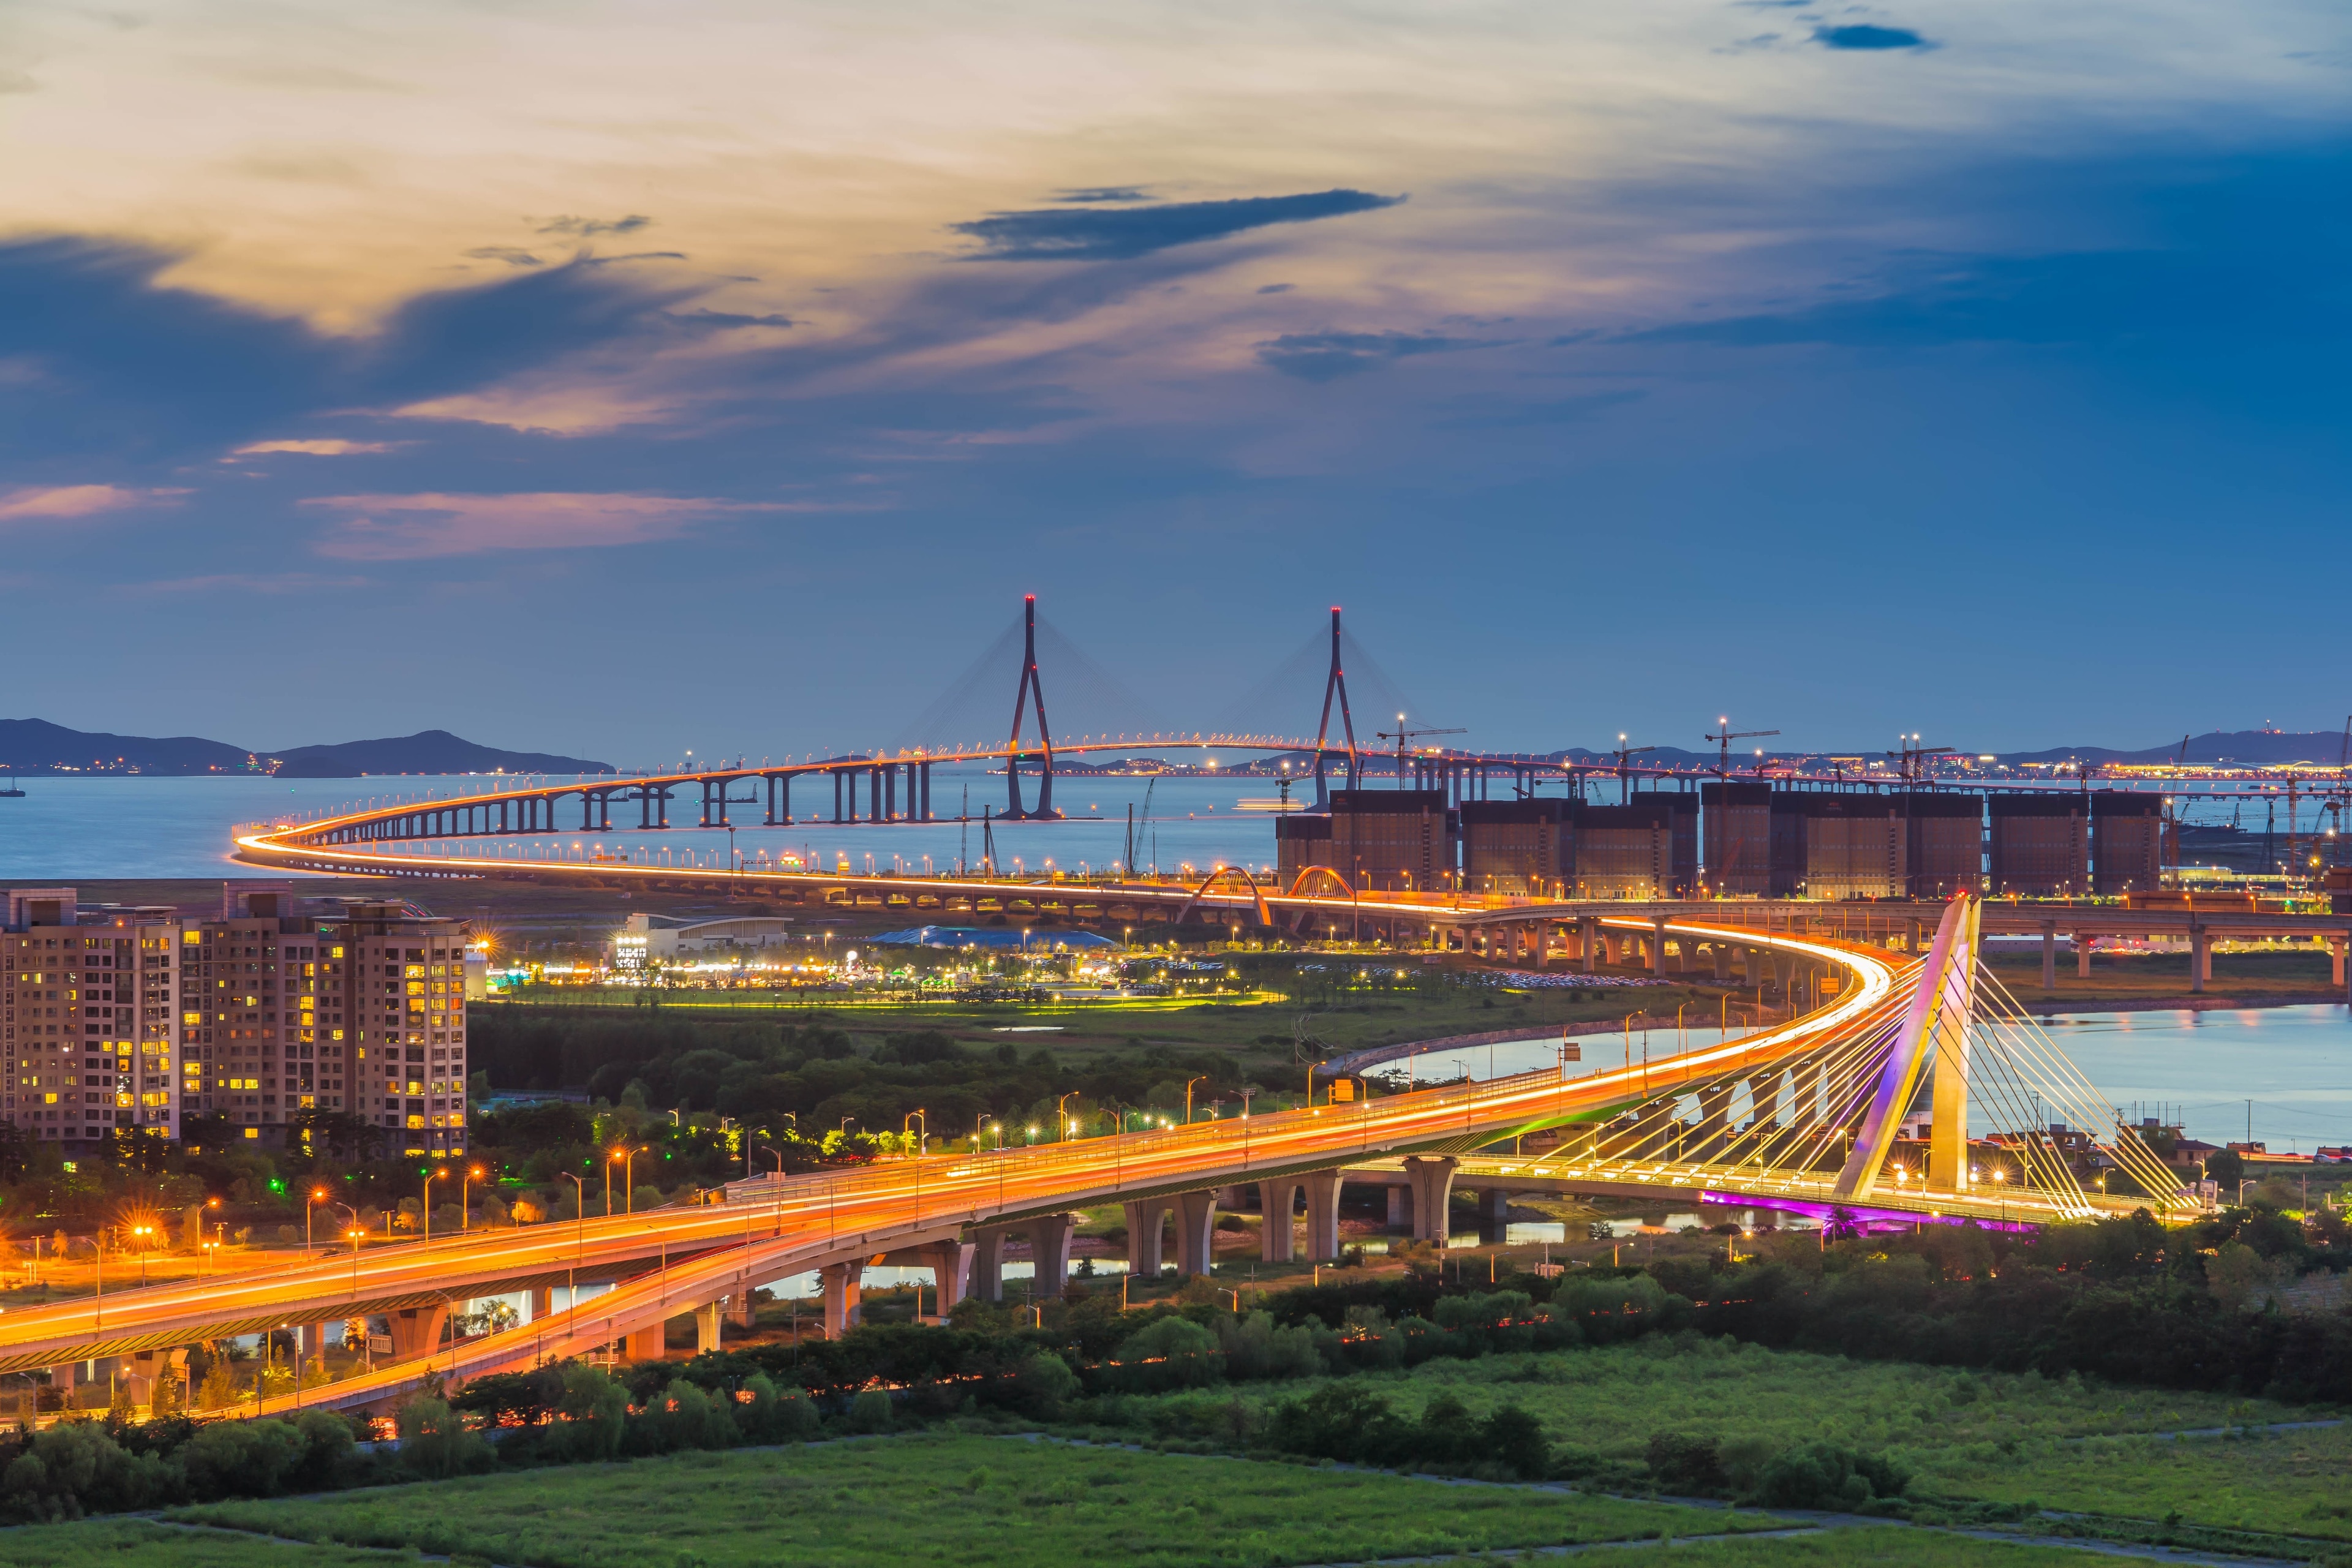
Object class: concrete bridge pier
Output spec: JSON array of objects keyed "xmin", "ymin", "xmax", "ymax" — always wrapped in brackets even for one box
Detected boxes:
[
  {"xmin": 2077, "ymin": 930, "xmax": 2093, "ymax": 978},
  {"xmin": 1303, "ymin": 1170, "xmax": 1345, "ymax": 1261},
  {"xmin": 970, "ymin": 1227, "xmax": 1006, "ymax": 1302},
  {"xmin": 731, "ymin": 1288, "xmax": 757, "ymax": 1329},
  {"xmin": 1028, "ymin": 1213, "xmax": 1076, "ymax": 1297},
  {"xmin": 299, "ymin": 1321, "xmax": 330, "ymax": 1379},
  {"xmin": 899, "ymin": 1239, "xmax": 967, "ymax": 1317},
  {"xmin": 2190, "ymin": 926, "xmax": 2210, "ymax": 993},
  {"xmin": 1122, "ymin": 1199, "xmax": 1169, "ymax": 1277},
  {"xmin": 387, "ymin": 1303, "xmax": 448, "ymax": 1361},
  {"xmin": 1580, "ymin": 918, "xmax": 1599, "ymax": 973},
  {"xmin": 696, "ymin": 1298, "xmax": 725, "ymax": 1355},
  {"xmin": 1651, "ymin": 917, "xmax": 1668, "ymax": 975},
  {"xmin": 1173, "ymin": 1191, "xmax": 1219, "ymax": 1277},
  {"xmin": 1257, "ymin": 1180, "xmax": 1297, "ymax": 1261},
  {"xmin": 821, "ymin": 1260, "xmax": 864, "ymax": 1337},
  {"xmin": 1385, "ymin": 1185, "xmax": 1411, "ymax": 1231},
  {"xmin": 529, "ymin": 1286, "xmax": 554, "ymax": 1323},
  {"xmin": 624, "ymin": 1322, "xmax": 665, "ymax": 1362},
  {"xmin": 1401, "ymin": 1156, "xmax": 1458, "ymax": 1245},
  {"xmin": 1747, "ymin": 1071, "xmax": 1781, "ymax": 1132},
  {"xmin": 2041, "ymin": 922, "xmax": 2057, "ymax": 988},
  {"xmin": 1713, "ymin": 943, "xmax": 1730, "ymax": 984}
]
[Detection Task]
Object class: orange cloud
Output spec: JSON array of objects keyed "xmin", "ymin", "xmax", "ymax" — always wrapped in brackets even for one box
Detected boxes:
[
  {"xmin": 0, "ymin": 483, "xmax": 183, "ymax": 521},
  {"xmin": 230, "ymin": 439, "xmax": 399, "ymax": 457},
  {"xmin": 302, "ymin": 491, "xmax": 804, "ymax": 559}
]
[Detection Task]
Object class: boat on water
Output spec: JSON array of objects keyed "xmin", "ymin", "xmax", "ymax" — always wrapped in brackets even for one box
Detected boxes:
[{"xmin": 0, "ymin": 772, "xmax": 22, "ymax": 798}]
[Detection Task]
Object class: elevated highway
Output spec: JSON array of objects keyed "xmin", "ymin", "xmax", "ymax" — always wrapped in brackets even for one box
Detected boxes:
[{"xmin": 0, "ymin": 900, "xmax": 2191, "ymax": 1420}]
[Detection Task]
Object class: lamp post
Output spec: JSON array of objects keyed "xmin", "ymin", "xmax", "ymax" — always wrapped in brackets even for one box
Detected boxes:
[
  {"xmin": 1185, "ymin": 1076, "xmax": 1208, "ymax": 1124},
  {"xmin": 1056, "ymin": 1092, "xmax": 1077, "ymax": 1142},
  {"xmin": 461, "ymin": 1164, "xmax": 486, "ymax": 1234},
  {"xmin": 131, "ymin": 1223, "xmax": 154, "ymax": 1286},
  {"xmin": 306, "ymin": 1186, "xmax": 329, "ymax": 1256},
  {"xmin": 613, "ymin": 1146, "xmax": 641, "ymax": 1214},
  {"xmin": 422, "ymin": 1167, "xmax": 447, "ymax": 1242},
  {"xmin": 562, "ymin": 1172, "xmax": 586, "ymax": 1314}
]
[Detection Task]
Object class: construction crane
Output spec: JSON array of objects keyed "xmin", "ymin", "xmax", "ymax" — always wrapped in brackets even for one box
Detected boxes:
[
  {"xmin": 1887, "ymin": 735, "xmax": 1956, "ymax": 785},
  {"xmin": 1613, "ymin": 734, "xmax": 1658, "ymax": 804},
  {"xmin": 1705, "ymin": 720, "xmax": 1780, "ymax": 778},
  {"xmin": 1375, "ymin": 717, "xmax": 1466, "ymax": 789}
]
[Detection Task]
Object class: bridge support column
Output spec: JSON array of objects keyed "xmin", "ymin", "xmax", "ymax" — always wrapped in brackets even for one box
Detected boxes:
[
  {"xmin": 1651, "ymin": 917, "xmax": 1667, "ymax": 976},
  {"xmin": 1122, "ymin": 1200, "xmax": 1168, "ymax": 1278},
  {"xmin": 971, "ymin": 1227, "xmax": 1007, "ymax": 1302},
  {"xmin": 1257, "ymin": 1180, "xmax": 1297, "ymax": 1262},
  {"xmin": 1028, "ymin": 1212, "xmax": 1076, "ymax": 1297},
  {"xmin": 2190, "ymin": 927, "xmax": 2209, "ymax": 993},
  {"xmin": 1385, "ymin": 1184, "xmax": 1410, "ymax": 1231},
  {"xmin": 529, "ymin": 1286, "xmax": 553, "ymax": 1324},
  {"xmin": 2334, "ymin": 938, "xmax": 2348, "ymax": 998},
  {"xmin": 1477, "ymin": 1188, "xmax": 1510, "ymax": 1226},
  {"xmin": 899, "ymin": 1240, "xmax": 966, "ymax": 1316},
  {"xmin": 1303, "ymin": 1170, "xmax": 1344, "ymax": 1261},
  {"xmin": 1172, "ymin": 1190, "xmax": 1219, "ymax": 1277},
  {"xmin": 386, "ymin": 1304, "xmax": 448, "ymax": 1362},
  {"xmin": 1713, "ymin": 943, "xmax": 1730, "ymax": 983},
  {"xmin": 2076, "ymin": 930, "xmax": 2092, "ymax": 978},
  {"xmin": 299, "ymin": 1321, "xmax": 329, "ymax": 1379},
  {"xmin": 624, "ymin": 1323, "xmax": 665, "ymax": 1362},
  {"xmin": 1580, "ymin": 918, "xmax": 1598, "ymax": 973},
  {"xmin": 2041, "ymin": 922, "xmax": 2057, "ymax": 989},
  {"xmin": 1401, "ymin": 1156, "xmax": 1457, "ymax": 1245},
  {"xmin": 1747, "ymin": 1071, "xmax": 1781, "ymax": 1133},
  {"xmin": 696, "ymin": 1298, "xmax": 725, "ymax": 1355},
  {"xmin": 821, "ymin": 1261, "xmax": 864, "ymax": 1337},
  {"xmin": 731, "ymin": 1288, "xmax": 758, "ymax": 1329}
]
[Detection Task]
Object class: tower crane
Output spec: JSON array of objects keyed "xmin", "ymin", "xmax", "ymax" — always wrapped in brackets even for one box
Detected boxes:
[
  {"xmin": 1705, "ymin": 720, "xmax": 1781, "ymax": 778},
  {"xmin": 1376, "ymin": 717, "xmax": 1465, "ymax": 788},
  {"xmin": 1887, "ymin": 735, "xmax": 1956, "ymax": 785},
  {"xmin": 1613, "ymin": 734, "xmax": 1659, "ymax": 804}
]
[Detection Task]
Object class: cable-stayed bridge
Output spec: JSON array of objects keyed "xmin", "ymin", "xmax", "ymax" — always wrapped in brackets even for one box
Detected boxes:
[{"xmin": 0, "ymin": 899, "xmax": 2202, "ymax": 1419}]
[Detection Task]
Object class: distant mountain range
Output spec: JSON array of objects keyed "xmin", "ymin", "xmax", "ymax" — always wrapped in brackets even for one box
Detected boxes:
[
  {"xmin": 1996, "ymin": 729, "xmax": 2352, "ymax": 767},
  {"xmin": 0, "ymin": 720, "xmax": 612, "ymax": 778}
]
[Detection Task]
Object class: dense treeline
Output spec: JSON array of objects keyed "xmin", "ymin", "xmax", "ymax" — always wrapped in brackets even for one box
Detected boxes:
[{"xmin": 469, "ymin": 1008, "xmax": 1260, "ymax": 1139}]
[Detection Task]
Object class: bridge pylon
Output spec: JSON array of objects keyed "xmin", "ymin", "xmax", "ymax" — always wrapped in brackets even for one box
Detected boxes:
[
  {"xmin": 1834, "ymin": 894, "xmax": 1978, "ymax": 1202},
  {"xmin": 1006, "ymin": 594, "xmax": 1060, "ymax": 820},
  {"xmin": 1310, "ymin": 606, "xmax": 1360, "ymax": 810}
]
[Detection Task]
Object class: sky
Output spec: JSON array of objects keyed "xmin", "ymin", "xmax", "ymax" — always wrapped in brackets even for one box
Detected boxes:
[{"xmin": 1, "ymin": 0, "xmax": 2346, "ymax": 767}]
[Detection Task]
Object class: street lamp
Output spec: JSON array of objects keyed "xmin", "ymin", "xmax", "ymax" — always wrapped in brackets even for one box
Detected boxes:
[
  {"xmin": 562, "ymin": 1172, "xmax": 587, "ymax": 1314},
  {"xmin": 612, "ymin": 1146, "xmax": 641, "ymax": 1214},
  {"xmin": 461, "ymin": 1164, "xmax": 487, "ymax": 1234},
  {"xmin": 131, "ymin": 1222, "xmax": 154, "ymax": 1285},
  {"xmin": 422, "ymin": 1167, "xmax": 447, "ymax": 1242},
  {"xmin": 1185, "ymin": 1076, "xmax": 1208, "ymax": 1124},
  {"xmin": 306, "ymin": 1186, "xmax": 329, "ymax": 1255}
]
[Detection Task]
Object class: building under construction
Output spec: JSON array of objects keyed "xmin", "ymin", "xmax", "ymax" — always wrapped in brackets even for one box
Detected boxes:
[
  {"xmin": 1460, "ymin": 798, "xmax": 1571, "ymax": 895},
  {"xmin": 1276, "ymin": 789, "xmax": 1458, "ymax": 894},
  {"xmin": 1904, "ymin": 792, "xmax": 1987, "ymax": 898},
  {"xmin": 1701, "ymin": 781, "xmax": 1772, "ymax": 897},
  {"xmin": 2092, "ymin": 792, "xmax": 2166, "ymax": 895},
  {"xmin": 1574, "ymin": 794, "xmax": 1693, "ymax": 899},
  {"xmin": 1988, "ymin": 793, "xmax": 2089, "ymax": 895}
]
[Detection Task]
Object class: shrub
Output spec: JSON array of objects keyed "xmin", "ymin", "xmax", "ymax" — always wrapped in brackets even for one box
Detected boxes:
[
  {"xmin": 1646, "ymin": 1433, "xmax": 1725, "ymax": 1494},
  {"xmin": 738, "ymin": 1372, "xmax": 821, "ymax": 1442},
  {"xmin": 548, "ymin": 1363, "xmax": 630, "ymax": 1461},
  {"xmin": 178, "ymin": 1415, "xmax": 308, "ymax": 1499},
  {"xmin": 1109, "ymin": 1314, "xmax": 1222, "ymax": 1391},
  {"xmin": 398, "ymin": 1396, "xmax": 494, "ymax": 1479},
  {"xmin": 847, "ymin": 1389, "xmax": 895, "ymax": 1433},
  {"xmin": 1752, "ymin": 1441, "xmax": 1910, "ymax": 1509},
  {"xmin": 1011, "ymin": 1351, "xmax": 1081, "ymax": 1418},
  {"xmin": 1216, "ymin": 1311, "xmax": 1322, "ymax": 1381}
]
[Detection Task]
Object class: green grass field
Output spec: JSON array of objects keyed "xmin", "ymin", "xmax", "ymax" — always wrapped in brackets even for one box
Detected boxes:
[
  {"xmin": 0, "ymin": 1517, "xmax": 2133, "ymax": 1568},
  {"xmin": 168, "ymin": 1430, "xmax": 1779, "ymax": 1568},
  {"xmin": 1099, "ymin": 1335, "xmax": 2351, "ymax": 1541}
]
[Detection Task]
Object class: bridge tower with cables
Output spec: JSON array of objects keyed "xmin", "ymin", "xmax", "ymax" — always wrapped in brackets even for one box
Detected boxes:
[
  {"xmin": 1006, "ymin": 594, "xmax": 1060, "ymax": 820},
  {"xmin": 1311, "ymin": 606, "xmax": 1360, "ymax": 810}
]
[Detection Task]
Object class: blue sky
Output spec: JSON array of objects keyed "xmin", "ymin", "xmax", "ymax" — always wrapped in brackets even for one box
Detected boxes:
[{"xmin": 0, "ymin": 1, "xmax": 2345, "ymax": 764}]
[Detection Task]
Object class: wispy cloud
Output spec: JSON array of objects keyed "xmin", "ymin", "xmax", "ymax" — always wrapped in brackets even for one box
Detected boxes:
[
  {"xmin": 1813, "ymin": 24, "xmax": 1933, "ymax": 49},
  {"xmin": 1255, "ymin": 331, "xmax": 1481, "ymax": 382},
  {"xmin": 229, "ymin": 438, "xmax": 398, "ymax": 458},
  {"xmin": 953, "ymin": 189, "xmax": 1403, "ymax": 262},
  {"xmin": 301, "ymin": 491, "xmax": 799, "ymax": 559},
  {"xmin": 537, "ymin": 214, "xmax": 653, "ymax": 236},
  {"xmin": 0, "ymin": 483, "xmax": 181, "ymax": 521}
]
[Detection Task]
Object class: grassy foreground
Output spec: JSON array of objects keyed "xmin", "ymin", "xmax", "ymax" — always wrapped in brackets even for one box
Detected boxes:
[
  {"xmin": 1101, "ymin": 1334, "xmax": 2352, "ymax": 1542},
  {"xmin": 168, "ymin": 1430, "xmax": 1772, "ymax": 1568}
]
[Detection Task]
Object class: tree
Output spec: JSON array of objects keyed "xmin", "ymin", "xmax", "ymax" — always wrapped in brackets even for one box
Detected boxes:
[{"xmin": 2206, "ymin": 1148, "xmax": 2245, "ymax": 1185}]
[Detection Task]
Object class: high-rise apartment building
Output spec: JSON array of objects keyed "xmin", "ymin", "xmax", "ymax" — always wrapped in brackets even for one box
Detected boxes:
[{"xmin": 5, "ymin": 884, "xmax": 470, "ymax": 1159}]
